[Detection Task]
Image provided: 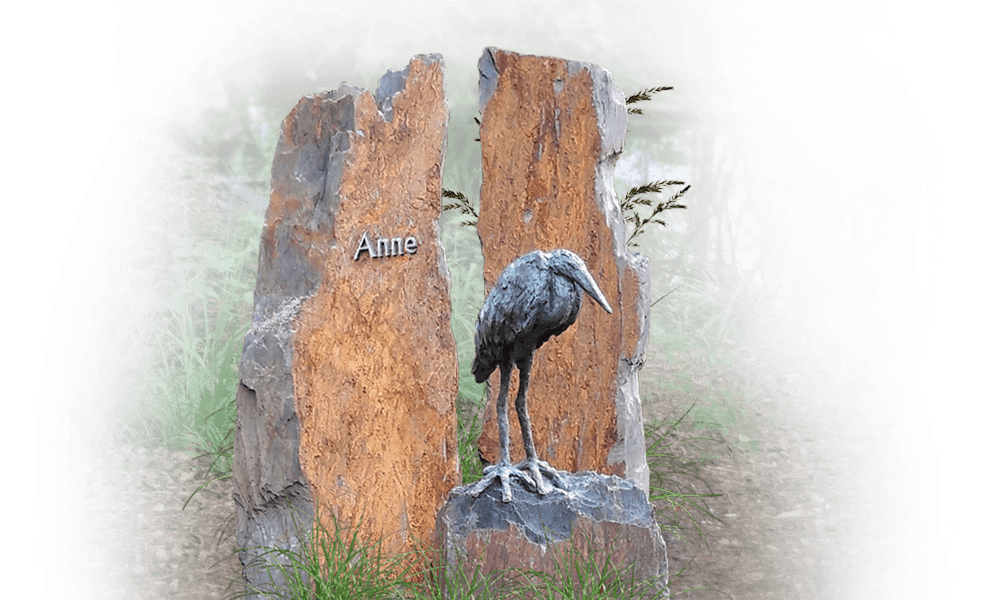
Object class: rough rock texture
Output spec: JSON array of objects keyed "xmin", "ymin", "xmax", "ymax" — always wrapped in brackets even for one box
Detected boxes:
[
  {"xmin": 436, "ymin": 472, "xmax": 668, "ymax": 598},
  {"xmin": 476, "ymin": 47, "xmax": 651, "ymax": 494},
  {"xmin": 233, "ymin": 54, "xmax": 460, "ymax": 595}
]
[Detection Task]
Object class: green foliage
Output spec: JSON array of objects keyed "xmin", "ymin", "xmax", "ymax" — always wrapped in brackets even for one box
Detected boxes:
[
  {"xmin": 112, "ymin": 89, "xmax": 271, "ymax": 461},
  {"xmin": 146, "ymin": 206, "xmax": 259, "ymax": 476},
  {"xmin": 625, "ymin": 86, "xmax": 673, "ymax": 115},
  {"xmin": 441, "ymin": 189, "xmax": 478, "ymax": 228},
  {"xmin": 127, "ymin": 86, "xmax": 271, "ymax": 469}
]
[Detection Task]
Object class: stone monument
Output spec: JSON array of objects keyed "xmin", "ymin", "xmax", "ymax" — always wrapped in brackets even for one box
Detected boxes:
[
  {"xmin": 233, "ymin": 54, "xmax": 460, "ymax": 594},
  {"xmin": 475, "ymin": 47, "xmax": 652, "ymax": 495},
  {"xmin": 434, "ymin": 48, "xmax": 667, "ymax": 599}
]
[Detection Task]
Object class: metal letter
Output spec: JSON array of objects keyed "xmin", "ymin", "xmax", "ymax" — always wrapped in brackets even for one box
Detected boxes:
[
  {"xmin": 391, "ymin": 237, "xmax": 404, "ymax": 256},
  {"xmin": 405, "ymin": 237, "xmax": 418, "ymax": 255},
  {"xmin": 377, "ymin": 237, "xmax": 391, "ymax": 258},
  {"xmin": 354, "ymin": 232, "xmax": 376, "ymax": 260}
]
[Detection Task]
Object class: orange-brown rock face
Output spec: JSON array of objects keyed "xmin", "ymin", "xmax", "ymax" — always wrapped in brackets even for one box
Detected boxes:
[
  {"xmin": 475, "ymin": 48, "xmax": 651, "ymax": 493},
  {"xmin": 234, "ymin": 54, "xmax": 459, "ymax": 592}
]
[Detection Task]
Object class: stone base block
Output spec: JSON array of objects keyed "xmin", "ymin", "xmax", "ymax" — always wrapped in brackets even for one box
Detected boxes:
[{"xmin": 435, "ymin": 471, "xmax": 669, "ymax": 599}]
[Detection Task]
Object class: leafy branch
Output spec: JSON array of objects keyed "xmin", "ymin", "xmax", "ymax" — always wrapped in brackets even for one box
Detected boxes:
[
  {"xmin": 441, "ymin": 189, "xmax": 479, "ymax": 227},
  {"xmin": 625, "ymin": 85, "xmax": 677, "ymax": 115},
  {"xmin": 621, "ymin": 179, "xmax": 691, "ymax": 247}
]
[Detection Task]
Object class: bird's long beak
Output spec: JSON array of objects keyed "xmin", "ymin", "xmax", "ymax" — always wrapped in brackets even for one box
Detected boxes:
[{"xmin": 569, "ymin": 265, "xmax": 613, "ymax": 314}]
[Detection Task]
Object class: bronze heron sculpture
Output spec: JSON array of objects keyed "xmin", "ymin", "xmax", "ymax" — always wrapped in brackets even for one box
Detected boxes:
[{"xmin": 470, "ymin": 249, "xmax": 613, "ymax": 502}]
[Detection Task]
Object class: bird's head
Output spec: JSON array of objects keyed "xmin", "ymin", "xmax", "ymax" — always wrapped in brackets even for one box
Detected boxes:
[{"xmin": 549, "ymin": 249, "xmax": 613, "ymax": 314}]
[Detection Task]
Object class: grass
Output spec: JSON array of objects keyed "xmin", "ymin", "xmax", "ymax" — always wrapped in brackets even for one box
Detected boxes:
[
  {"xmin": 88, "ymin": 144, "xmax": 868, "ymax": 599},
  {"xmin": 233, "ymin": 508, "xmax": 678, "ymax": 600}
]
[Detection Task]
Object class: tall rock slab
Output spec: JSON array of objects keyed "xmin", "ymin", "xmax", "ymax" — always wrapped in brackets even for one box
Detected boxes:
[
  {"xmin": 476, "ymin": 48, "xmax": 651, "ymax": 494},
  {"xmin": 233, "ymin": 54, "xmax": 460, "ymax": 594}
]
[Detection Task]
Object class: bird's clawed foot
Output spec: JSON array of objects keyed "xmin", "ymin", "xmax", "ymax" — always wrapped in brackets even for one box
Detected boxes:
[
  {"xmin": 516, "ymin": 457, "xmax": 566, "ymax": 496},
  {"xmin": 470, "ymin": 459, "xmax": 566, "ymax": 503}
]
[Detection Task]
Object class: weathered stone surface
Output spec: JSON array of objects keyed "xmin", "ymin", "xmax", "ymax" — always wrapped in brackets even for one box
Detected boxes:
[
  {"xmin": 234, "ymin": 54, "xmax": 460, "ymax": 594},
  {"xmin": 476, "ymin": 47, "xmax": 651, "ymax": 494},
  {"xmin": 436, "ymin": 472, "xmax": 669, "ymax": 598}
]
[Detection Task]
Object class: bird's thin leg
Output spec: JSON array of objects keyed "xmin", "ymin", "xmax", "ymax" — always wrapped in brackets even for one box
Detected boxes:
[
  {"xmin": 514, "ymin": 353, "xmax": 566, "ymax": 495},
  {"xmin": 470, "ymin": 361, "xmax": 536, "ymax": 502},
  {"xmin": 515, "ymin": 353, "xmax": 538, "ymax": 462},
  {"xmin": 496, "ymin": 361, "xmax": 512, "ymax": 466}
]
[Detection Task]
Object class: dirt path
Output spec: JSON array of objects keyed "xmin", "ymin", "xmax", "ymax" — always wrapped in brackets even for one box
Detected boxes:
[
  {"xmin": 640, "ymin": 346, "xmax": 840, "ymax": 600},
  {"xmin": 70, "ymin": 336, "xmax": 911, "ymax": 599},
  {"xmin": 74, "ymin": 445, "xmax": 243, "ymax": 599}
]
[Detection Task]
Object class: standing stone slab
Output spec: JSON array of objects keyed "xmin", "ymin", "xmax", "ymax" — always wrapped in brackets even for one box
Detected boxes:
[
  {"xmin": 234, "ymin": 54, "xmax": 460, "ymax": 593},
  {"xmin": 476, "ymin": 48, "xmax": 651, "ymax": 494}
]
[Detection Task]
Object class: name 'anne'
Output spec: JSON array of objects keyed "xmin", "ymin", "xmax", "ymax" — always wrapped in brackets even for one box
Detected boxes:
[{"xmin": 353, "ymin": 231, "xmax": 419, "ymax": 260}]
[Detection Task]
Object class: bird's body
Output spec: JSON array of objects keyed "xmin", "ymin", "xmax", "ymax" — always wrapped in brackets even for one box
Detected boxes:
[
  {"xmin": 472, "ymin": 251, "xmax": 590, "ymax": 381},
  {"xmin": 470, "ymin": 249, "xmax": 613, "ymax": 502}
]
